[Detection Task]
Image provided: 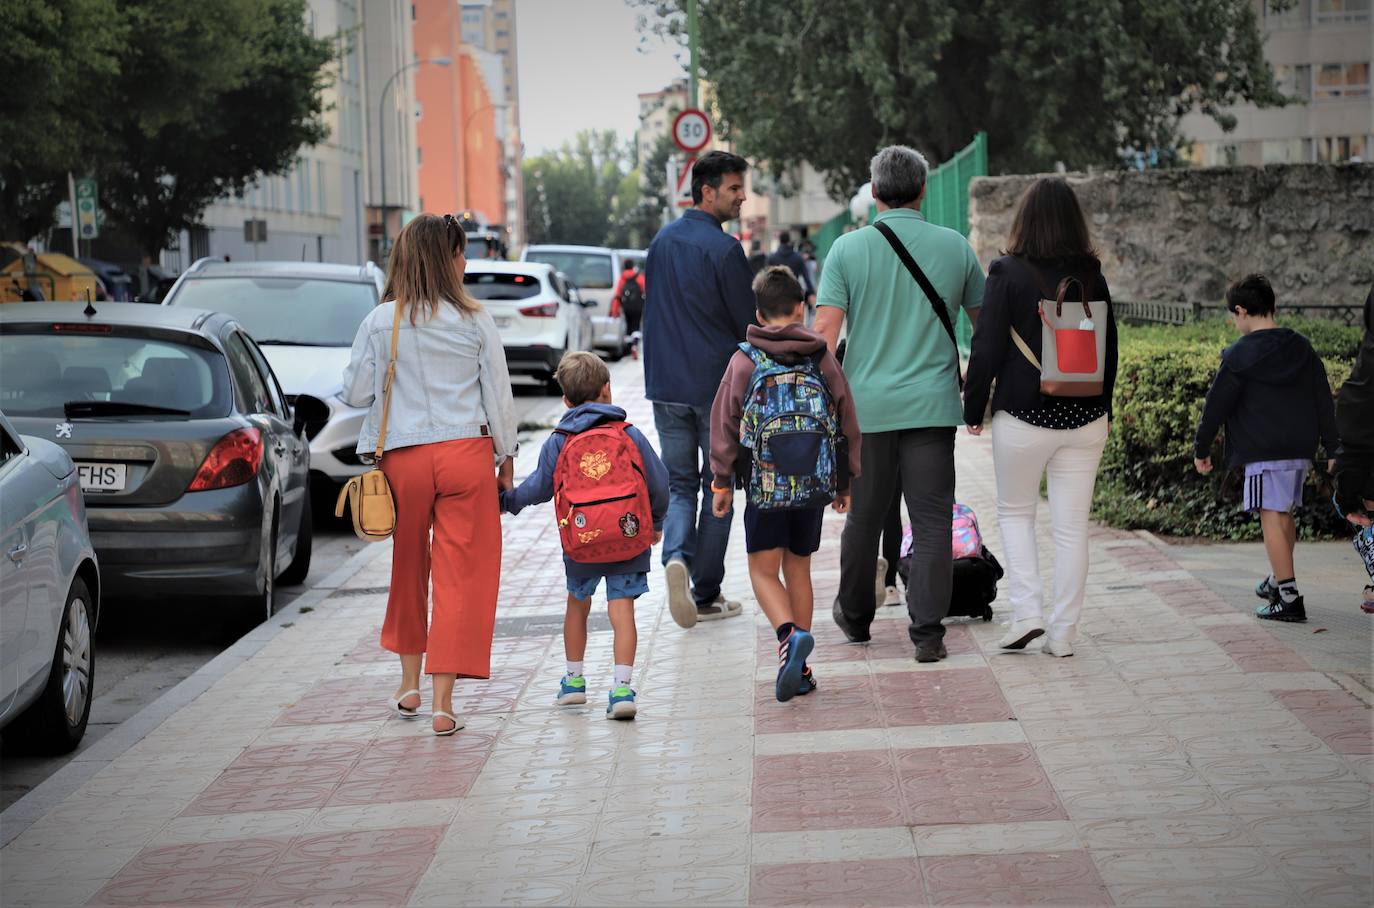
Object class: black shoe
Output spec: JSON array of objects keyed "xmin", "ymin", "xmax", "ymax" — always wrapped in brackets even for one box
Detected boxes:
[
  {"xmin": 832, "ymin": 599, "xmax": 871, "ymax": 643},
  {"xmin": 915, "ymin": 641, "xmax": 948, "ymax": 663},
  {"xmin": 1256, "ymin": 596, "xmax": 1306, "ymax": 622},
  {"xmin": 1255, "ymin": 576, "xmax": 1281, "ymax": 605}
]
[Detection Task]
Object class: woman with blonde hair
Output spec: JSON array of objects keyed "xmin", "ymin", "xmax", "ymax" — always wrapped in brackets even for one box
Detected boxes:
[{"xmin": 342, "ymin": 214, "xmax": 517, "ymax": 735}]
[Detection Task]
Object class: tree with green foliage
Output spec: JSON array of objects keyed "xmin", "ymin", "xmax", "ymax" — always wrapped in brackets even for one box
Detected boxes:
[
  {"xmin": 523, "ymin": 129, "xmax": 664, "ymax": 248},
  {"xmin": 635, "ymin": 0, "xmax": 1287, "ymax": 198},
  {"xmin": 608, "ymin": 133, "xmax": 675, "ymax": 249},
  {"xmin": 0, "ymin": 0, "xmax": 333, "ymax": 259}
]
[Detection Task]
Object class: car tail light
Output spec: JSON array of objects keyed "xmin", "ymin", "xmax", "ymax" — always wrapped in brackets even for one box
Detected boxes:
[
  {"xmin": 187, "ymin": 428, "xmax": 263, "ymax": 491},
  {"xmin": 519, "ymin": 302, "xmax": 559, "ymax": 318}
]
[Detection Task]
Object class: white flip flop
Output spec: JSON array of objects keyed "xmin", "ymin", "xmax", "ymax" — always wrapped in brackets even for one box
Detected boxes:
[
  {"xmin": 432, "ymin": 710, "xmax": 465, "ymax": 736},
  {"xmin": 392, "ymin": 688, "xmax": 422, "ymax": 719}
]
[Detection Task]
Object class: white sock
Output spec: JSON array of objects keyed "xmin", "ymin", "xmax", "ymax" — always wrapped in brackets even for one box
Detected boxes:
[
  {"xmin": 566, "ymin": 661, "xmax": 583, "ymax": 678},
  {"xmin": 613, "ymin": 664, "xmax": 633, "ymax": 686}
]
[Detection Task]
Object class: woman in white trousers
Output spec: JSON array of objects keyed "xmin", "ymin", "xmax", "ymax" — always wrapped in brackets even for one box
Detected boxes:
[{"xmin": 961, "ymin": 177, "xmax": 1118, "ymax": 657}]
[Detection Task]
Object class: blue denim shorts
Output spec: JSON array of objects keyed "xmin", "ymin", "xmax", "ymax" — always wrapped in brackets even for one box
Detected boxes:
[{"xmin": 567, "ymin": 571, "xmax": 650, "ymax": 602}]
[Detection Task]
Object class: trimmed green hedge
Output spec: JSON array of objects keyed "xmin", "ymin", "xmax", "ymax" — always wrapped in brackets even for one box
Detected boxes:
[{"xmin": 1092, "ymin": 317, "xmax": 1359, "ymax": 541}]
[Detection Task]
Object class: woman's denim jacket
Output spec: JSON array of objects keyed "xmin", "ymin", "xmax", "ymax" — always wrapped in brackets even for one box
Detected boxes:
[{"xmin": 342, "ymin": 299, "xmax": 518, "ymax": 463}]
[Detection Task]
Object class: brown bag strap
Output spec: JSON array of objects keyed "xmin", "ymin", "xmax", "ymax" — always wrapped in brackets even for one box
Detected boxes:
[{"xmin": 373, "ymin": 301, "xmax": 404, "ymax": 461}]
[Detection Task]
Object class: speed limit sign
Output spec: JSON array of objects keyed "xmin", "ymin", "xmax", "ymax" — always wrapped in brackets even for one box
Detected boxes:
[{"xmin": 672, "ymin": 108, "xmax": 712, "ymax": 153}]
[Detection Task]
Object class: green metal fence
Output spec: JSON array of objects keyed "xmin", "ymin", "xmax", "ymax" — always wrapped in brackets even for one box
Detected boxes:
[{"xmin": 813, "ymin": 132, "xmax": 988, "ymax": 352}]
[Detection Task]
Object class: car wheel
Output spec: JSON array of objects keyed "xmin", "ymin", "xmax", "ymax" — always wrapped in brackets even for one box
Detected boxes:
[
  {"xmin": 12, "ymin": 578, "xmax": 95, "ymax": 755},
  {"xmin": 278, "ymin": 495, "xmax": 313, "ymax": 586},
  {"xmin": 242, "ymin": 507, "xmax": 279, "ymax": 624}
]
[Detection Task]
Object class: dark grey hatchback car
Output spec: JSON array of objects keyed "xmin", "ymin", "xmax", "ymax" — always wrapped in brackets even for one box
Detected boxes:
[{"xmin": 0, "ymin": 303, "xmax": 313, "ymax": 621}]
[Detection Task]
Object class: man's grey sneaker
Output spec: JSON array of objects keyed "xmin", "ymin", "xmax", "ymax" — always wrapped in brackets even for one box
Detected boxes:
[
  {"xmin": 665, "ymin": 558, "xmax": 696, "ymax": 629},
  {"xmin": 1255, "ymin": 576, "xmax": 1281, "ymax": 605},
  {"xmin": 832, "ymin": 598, "xmax": 871, "ymax": 643},
  {"xmin": 915, "ymin": 641, "xmax": 947, "ymax": 663},
  {"xmin": 697, "ymin": 595, "xmax": 742, "ymax": 621},
  {"xmin": 1256, "ymin": 597, "xmax": 1306, "ymax": 622},
  {"xmin": 874, "ymin": 557, "xmax": 889, "ymax": 610}
]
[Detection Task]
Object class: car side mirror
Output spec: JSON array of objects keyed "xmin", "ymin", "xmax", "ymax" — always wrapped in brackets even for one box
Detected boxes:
[{"xmin": 291, "ymin": 395, "xmax": 330, "ymax": 437}]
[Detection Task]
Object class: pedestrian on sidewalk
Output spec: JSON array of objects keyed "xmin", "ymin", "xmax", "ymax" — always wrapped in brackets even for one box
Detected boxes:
[
  {"xmin": 1331, "ymin": 284, "xmax": 1373, "ymax": 613},
  {"xmin": 814, "ymin": 145, "xmax": 985, "ymax": 663},
  {"xmin": 710, "ymin": 267, "xmax": 863, "ymax": 701},
  {"xmin": 643, "ymin": 150, "xmax": 756, "ymax": 629},
  {"xmin": 500, "ymin": 352, "xmax": 669, "ymax": 719},
  {"xmin": 1194, "ymin": 274, "xmax": 1340, "ymax": 623},
  {"xmin": 768, "ymin": 230, "xmax": 817, "ymax": 306},
  {"xmin": 962, "ymin": 177, "xmax": 1119, "ymax": 658},
  {"xmin": 342, "ymin": 214, "xmax": 518, "ymax": 736},
  {"xmin": 612, "ymin": 261, "xmax": 646, "ymax": 359}
]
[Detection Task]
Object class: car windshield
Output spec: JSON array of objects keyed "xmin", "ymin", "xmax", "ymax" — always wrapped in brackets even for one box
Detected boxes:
[
  {"xmin": 464, "ymin": 272, "xmax": 542, "ymax": 301},
  {"xmin": 168, "ymin": 276, "xmax": 377, "ymax": 346},
  {"xmin": 0, "ymin": 329, "xmax": 231, "ymax": 418},
  {"xmin": 523, "ymin": 251, "xmax": 614, "ymax": 289}
]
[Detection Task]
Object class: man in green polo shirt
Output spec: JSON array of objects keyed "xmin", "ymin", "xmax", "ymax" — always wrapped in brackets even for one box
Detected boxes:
[{"xmin": 814, "ymin": 145, "xmax": 985, "ymax": 663}]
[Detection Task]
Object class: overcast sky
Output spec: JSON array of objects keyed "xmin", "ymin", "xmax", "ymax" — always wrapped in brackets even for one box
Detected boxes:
[{"xmin": 515, "ymin": 0, "xmax": 686, "ymax": 155}]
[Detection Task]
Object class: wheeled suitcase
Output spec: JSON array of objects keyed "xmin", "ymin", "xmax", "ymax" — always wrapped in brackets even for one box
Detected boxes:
[{"xmin": 897, "ymin": 503, "xmax": 1004, "ymax": 621}]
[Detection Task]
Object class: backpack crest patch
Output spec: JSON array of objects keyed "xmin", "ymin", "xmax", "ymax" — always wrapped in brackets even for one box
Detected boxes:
[{"xmin": 579, "ymin": 450, "xmax": 611, "ymax": 481}]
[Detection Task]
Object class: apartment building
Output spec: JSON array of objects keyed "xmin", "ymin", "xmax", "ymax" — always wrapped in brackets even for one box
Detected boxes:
[
  {"xmin": 363, "ymin": 0, "xmax": 421, "ymax": 263},
  {"xmin": 1180, "ymin": 0, "xmax": 1373, "ymax": 165}
]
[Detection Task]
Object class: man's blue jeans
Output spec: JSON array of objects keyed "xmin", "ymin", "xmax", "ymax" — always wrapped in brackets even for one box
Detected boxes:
[{"xmin": 652, "ymin": 401, "xmax": 732, "ymax": 605}]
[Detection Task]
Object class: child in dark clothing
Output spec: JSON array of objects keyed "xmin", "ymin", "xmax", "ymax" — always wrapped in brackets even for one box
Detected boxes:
[
  {"xmin": 709, "ymin": 267, "xmax": 863, "ymax": 701},
  {"xmin": 1194, "ymin": 274, "xmax": 1340, "ymax": 622},
  {"xmin": 500, "ymin": 352, "xmax": 669, "ymax": 718}
]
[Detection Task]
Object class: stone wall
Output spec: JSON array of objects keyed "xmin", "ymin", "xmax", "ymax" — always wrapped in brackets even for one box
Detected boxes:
[{"xmin": 967, "ymin": 164, "xmax": 1374, "ymax": 309}]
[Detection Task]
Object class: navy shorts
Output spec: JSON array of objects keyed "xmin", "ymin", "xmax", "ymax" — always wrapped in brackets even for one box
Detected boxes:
[
  {"xmin": 567, "ymin": 571, "xmax": 649, "ymax": 602},
  {"xmin": 744, "ymin": 503, "xmax": 826, "ymax": 556}
]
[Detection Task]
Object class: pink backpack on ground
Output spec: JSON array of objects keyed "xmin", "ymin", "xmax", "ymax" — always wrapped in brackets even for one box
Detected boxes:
[{"xmin": 901, "ymin": 502, "xmax": 985, "ymax": 561}]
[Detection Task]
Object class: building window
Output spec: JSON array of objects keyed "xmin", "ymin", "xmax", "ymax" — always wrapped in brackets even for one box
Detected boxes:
[
  {"xmin": 417, "ymin": 146, "xmax": 423, "ymax": 166},
  {"xmin": 1317, "ymin": 135, "xmax": 1370, "ymax": 162},
  {"xmin": 317, "ymin": 161, "xmax": 326, "ymax": 214},
  {"xmin": 1261, "ymin": 138, "xmax": 1312, "ymax": 163},
  {"xmin": 1316, "ymin": 62, "xmax": 1370, "ymax": 99},
  {"xmin": 1273, "ymin": 64, "xmax": 1312, "ymax": 99},
  {"xmin": 411, "ymin": 3, "xmax": 416, "ymax": 20},
  {"xmin": 1316, "ymin": 0, "xmax": 1371, "ymax": 23},
  {"xmin": 301, "ymin": 159, "xmax": 311, "ymax": 212}
]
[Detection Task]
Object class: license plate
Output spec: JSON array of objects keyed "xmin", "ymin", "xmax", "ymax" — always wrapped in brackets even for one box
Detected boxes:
[
  {"xmin": 493, "ymin": 316, "xmax": 512, "ymax": 329},
  {"xmin": 76, "ymin": 462, "xmax": 127, "ymax": 492}
]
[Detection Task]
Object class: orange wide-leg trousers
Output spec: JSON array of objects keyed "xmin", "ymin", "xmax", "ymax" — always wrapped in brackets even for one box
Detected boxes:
[{"xmin": 380, "ymin": 437, "xmax": 501, "ymax": 677}]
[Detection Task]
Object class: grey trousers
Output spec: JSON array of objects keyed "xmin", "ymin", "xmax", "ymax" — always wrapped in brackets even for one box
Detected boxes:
[{"xmin": 837, "ymin": 427, "xmax": 955, "ymax": 646}]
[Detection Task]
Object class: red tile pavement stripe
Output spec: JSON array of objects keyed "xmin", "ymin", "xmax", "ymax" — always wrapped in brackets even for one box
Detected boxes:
[
  {"xmin": 920, "ymin": 851, "xmax": 1111, "ymax": 905},
  {"xmin": 88, "ymin": 836, "xmax": 295, "ymax": 906},
  {"xmin": 750, "ymin": 856, "xmax": 926, "ymax": 906},
  {"xmin": 1275, "ymin": 689, "xmax": 1374, "ymax": 754}
]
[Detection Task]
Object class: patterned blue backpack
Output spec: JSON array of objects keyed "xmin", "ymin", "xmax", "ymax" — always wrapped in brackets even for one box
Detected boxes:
[{"xmin": 738, "ymin": 343, "xmax": 839, "ymax": 510}]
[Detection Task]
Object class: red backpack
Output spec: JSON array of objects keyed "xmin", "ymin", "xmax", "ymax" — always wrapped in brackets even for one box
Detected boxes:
[{"xmin": 552, "ymin": 421, "xmax": 654, "ymax": 563}]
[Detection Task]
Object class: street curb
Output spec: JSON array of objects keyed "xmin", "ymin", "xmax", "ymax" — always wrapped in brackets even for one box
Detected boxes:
[{"xmin": 0, "ymin": 539, "xmax": 393, "ymax": 848}]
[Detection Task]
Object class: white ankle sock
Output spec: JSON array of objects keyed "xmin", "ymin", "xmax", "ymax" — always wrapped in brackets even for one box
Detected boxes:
[
  {"xmin": 566, "ymin": 661, "xmax": 583, "ymax": 678},
  {"xmin": 613, "ymin": 664, "xmax": 633, "ymax": 686}
]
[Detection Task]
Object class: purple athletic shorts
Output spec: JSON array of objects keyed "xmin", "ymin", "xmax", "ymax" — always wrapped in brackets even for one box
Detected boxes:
[{"xmin": 1242, "ymin": 459, "xmax": 1309, "ymax": 513}]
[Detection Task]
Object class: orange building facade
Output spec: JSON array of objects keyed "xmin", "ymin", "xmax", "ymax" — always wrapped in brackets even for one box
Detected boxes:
[{"xmin": 412, "ymin": 0, "xmax": 505, "ymax": 225}]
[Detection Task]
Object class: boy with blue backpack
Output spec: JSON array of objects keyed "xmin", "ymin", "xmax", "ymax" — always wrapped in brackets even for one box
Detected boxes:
[
  {"xmin": 500, "ymin": 352, "xmax": 669, "ymax": 719},
  {"xmin": 710, "ymin": 267, "xmax": 863, "ymax": 701}
]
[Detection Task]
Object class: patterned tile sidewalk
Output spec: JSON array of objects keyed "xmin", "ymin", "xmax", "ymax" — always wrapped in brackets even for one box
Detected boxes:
[{"xmin": 2, "ymin": 360, "xmax": 1371, "ymax": 907}]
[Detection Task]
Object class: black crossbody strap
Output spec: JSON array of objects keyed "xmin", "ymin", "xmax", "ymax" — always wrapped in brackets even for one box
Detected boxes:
[{"xmin": 873, "ymin": 220, "xmax": 962, "ymax": 389}]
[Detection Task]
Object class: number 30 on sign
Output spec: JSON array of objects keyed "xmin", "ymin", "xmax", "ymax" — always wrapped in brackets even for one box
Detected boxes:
[{"xmin": 672, "ymin": 109, "xmax": 712, "ymax": 153}]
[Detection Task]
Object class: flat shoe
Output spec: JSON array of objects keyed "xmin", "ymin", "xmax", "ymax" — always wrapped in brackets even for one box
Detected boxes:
[
  {"xmin": 392, "ymin": 688, "xmax": 422, "ymax": 719},
  {"xmin": 432, "ymin": 710, "xmax": 465, "ymax": 736},
  {"xmin": 998, "ymin": 619, "xmax": 1045, "ymax": 650}
]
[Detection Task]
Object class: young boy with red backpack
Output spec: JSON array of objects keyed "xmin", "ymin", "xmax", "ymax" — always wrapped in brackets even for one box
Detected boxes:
[
  {"xmin": 710, "ymin": 267, "xmax": 863, "ymax": 701},
  {"xmin": 500, "ymin": 352, "xmax": 668, "ymax": 718}
]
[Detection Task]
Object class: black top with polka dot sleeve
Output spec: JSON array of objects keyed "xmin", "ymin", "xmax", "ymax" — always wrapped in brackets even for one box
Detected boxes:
[{"xmin": 1005, "ymin": 399, "xmax": 1107, "ymax": 430}]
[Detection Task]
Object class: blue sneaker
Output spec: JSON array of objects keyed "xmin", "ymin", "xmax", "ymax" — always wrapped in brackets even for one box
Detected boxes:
[
  {"xmin": 795, "ymin": 669, "xmax": 817, "ymax": 696},
  {"xmin": 775, "ymin": 629, "xmax": 814, "ymax": 703},
  {"xmin": 606, "ymin": 685, "xmax": 637, "ymax": 720},
  {"xmin": 556, "ymin": 675, "xmax": 587, "ymax": 706}
]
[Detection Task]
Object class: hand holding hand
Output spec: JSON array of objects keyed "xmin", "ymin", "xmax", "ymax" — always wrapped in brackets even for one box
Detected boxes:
[
  {"xmin": 712, "ymin": 487, "xmax": 733, "ymax": 518},
  {"xmin": 832, "ymin": 491, "xmax": 851, "ymax": 514},
  {"xmin": 652, "ymin": 529, "xmax": 663, "ymax": 545},
  {"xmin": 1194, "ymin": 457, "xmax": 1213, "ymax": 475},
  {"xmin": 966, "ymin": 424, "xmax": 983, "ymax": 436},
  {"xmin": 496, "ymin": 458, "xmax": 514, "ymax": 492},
  {"xmin": 1349, "ymin": 512, "xmax": 1373, "ymax": 528}
]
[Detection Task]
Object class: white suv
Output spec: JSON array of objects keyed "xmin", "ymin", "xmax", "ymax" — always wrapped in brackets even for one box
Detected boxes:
[
  {"xmin": 464, "ymin": 261, "xmax": 594, "ymax": 392},
  {"xmin": 520, "ymin": 245, "xmax": 644, "ymax": 358}
]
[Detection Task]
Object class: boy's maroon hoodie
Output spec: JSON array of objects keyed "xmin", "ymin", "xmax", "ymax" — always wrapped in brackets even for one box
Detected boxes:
[{"xmin": 709, "ymin": 322, "xmax": 862, "ymax": 491}]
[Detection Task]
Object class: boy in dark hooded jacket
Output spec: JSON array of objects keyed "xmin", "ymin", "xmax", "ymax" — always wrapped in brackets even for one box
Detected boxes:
[
  {"xmin": 1194, "ymin": 274, "xmax": 1340, "ymax": 622},
  {"xmin": 501, "ymin": 352, "xmax": 669, "ymax": 719},
  {"xmin": 1333, "ymin": 285, "xmax": 1374, "ymax": 613}
]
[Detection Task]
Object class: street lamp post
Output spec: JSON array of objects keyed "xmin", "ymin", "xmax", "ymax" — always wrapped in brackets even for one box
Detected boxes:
[{"xmin": 378, "ymin": 56, "xmax": 451, "ymax": 259}]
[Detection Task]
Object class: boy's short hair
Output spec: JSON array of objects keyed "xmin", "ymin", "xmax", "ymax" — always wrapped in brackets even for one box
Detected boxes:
[
  {"xmin": 556, "ymin": 351, "xmax": 610, "ymax": 405},
  {"xmin": 1226, "ymin": 274, "xmax": 1276, "ymax": 317},
  {"xmin": 753, "ymin": 265, "xmax": 804, "ymax": 320}
]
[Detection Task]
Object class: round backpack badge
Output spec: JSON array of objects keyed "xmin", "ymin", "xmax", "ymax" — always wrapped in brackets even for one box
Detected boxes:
[
  {"xmin": 619, "ymin": 513, "xmax": 640, "ymax": 538},
  {"xmin": 573, "ymin": 512, "xmax": 587, "ymax": 529}
]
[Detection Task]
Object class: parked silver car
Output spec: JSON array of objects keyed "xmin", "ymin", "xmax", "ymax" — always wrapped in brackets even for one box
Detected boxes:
[{"xmin": 0, "ymin": 410, "xmax": 100, "ymax": 754}]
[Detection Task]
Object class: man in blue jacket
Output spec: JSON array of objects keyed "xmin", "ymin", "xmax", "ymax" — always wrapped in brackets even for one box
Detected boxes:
[{"xmin": 643, "ymin": 150, "xmax": 755, "ymax": 628}]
